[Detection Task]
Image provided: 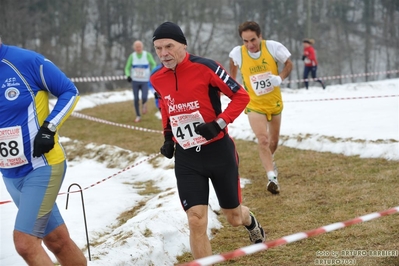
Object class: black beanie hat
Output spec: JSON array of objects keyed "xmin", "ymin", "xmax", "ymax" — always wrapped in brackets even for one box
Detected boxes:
[{"xmin": 152, "ymin": 22, "xmax": 187, "ymax": 45}]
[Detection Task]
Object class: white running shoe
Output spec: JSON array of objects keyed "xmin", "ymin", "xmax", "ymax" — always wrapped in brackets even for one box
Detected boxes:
[{"xmin": 267, "ymin": 177, "xmax": 280, "ymax": 194}]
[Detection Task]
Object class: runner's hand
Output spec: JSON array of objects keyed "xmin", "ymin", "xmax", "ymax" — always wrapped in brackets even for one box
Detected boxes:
[
  {"xmin": 160, "ymin": 140, "xmax": 175, "ymax": 159},
  {"xmin": 33, "ymin": 126, "xmax": 56, "ymax": 157},
  {"xmin": 127, "ymin": 76, "xmax": 132, "ymax": 82},
  {"xmin": 269, "ymin": 75, "xmax": 282, "ymax": 87},
  {"xmin": 195, "ymin": 121, "xmax": 221, "ymax": 140}
]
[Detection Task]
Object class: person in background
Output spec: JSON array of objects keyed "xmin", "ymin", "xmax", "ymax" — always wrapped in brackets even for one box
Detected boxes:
[
  {"xmin": 124, "ymin": 40, "xmax": 157, "ymax": 122},
  {"xmin": 302, "ymin": 38, "xmax": 326, "ymax": 89},
  {"xmin": 0, "ymin": 37, "xmax": 87, "ymax": 265},
  {"xmin": 150, "ymin": 22, "xmax": 266, "ymax": 260},
  {"xmin": 229, "ymin": 21, "xmax": 292, "ymax": 195}
]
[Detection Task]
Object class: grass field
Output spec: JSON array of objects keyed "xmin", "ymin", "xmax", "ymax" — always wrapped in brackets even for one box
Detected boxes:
[{"xmin": 60, "ymin": 99, "xmax": 399, "ymax": 266}]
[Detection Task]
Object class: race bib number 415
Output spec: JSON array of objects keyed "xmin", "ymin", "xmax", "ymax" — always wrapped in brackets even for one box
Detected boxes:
[
  {"xmin": 0, "ymin": 126, "xmax": 28, "ymax": 168},
  {"xmin": 170, "ymin": 111, "xmax": 208, "ymax": 149}
]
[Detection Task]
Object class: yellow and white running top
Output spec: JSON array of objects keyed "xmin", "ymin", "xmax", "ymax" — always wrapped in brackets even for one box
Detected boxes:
[{"xmin": 229, "ymin": 40, "xmax": 291, "ymax": 120}]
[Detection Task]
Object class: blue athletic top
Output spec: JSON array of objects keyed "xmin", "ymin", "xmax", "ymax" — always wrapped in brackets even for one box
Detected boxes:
[{"xmin": 0, "ymin": 44, "xmax": 80, "ymax": 178}]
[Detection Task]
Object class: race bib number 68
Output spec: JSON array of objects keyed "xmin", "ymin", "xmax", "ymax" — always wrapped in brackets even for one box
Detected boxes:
[{"xmin": 0, "ymin": 126, "xmax": 28, "ymax": 168}]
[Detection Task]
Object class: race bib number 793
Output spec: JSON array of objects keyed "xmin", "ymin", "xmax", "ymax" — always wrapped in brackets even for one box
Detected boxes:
[{"xmin": 250, "ymin": 71, "xmax": 274, "ymax": 96}]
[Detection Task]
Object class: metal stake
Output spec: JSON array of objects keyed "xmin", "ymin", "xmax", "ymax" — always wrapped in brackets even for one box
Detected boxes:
[{"xmin": 66, "ymin": 183, "xmax": 91, "ymax": 261}]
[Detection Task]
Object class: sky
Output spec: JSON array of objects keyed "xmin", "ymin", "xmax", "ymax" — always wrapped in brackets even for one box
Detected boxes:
[{"xmin": 1, "ymin": 78, "xmax": 398, "ymax": 266}]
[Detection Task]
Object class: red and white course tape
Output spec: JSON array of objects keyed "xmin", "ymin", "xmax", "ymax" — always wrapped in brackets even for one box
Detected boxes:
[
  {"xmin": 70, "ymin": 75, "xmax": 126, "ymax": 83},
  {"xmin": 58, "ymin": 152, "xmax": 161, "ymax": 195},
  {"xmin": 284, "ymin": 94, "xmax": 399, "ymax": 103},
  {"xmin": 68, "ymin": 70, "xmax": 399, "ymax": 84},
  {"xmin": 285, "ymin": 69, "xmax": 399, "ymax": 84},
  {"xmin": 179, "ymin": 206, "xmax": 399, "ymax": 266},
  {"xmin": 71, "ymin": 111, "xmax": 163, "ymax": 134},
  {"xmin": 0, "ymin": 153, "xmax": 161, "ymax": 204}
]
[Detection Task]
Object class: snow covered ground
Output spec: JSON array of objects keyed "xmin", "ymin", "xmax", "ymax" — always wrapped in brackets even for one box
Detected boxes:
[{"xmin": 1, "ymin": 78, "xmax": 398, "ymax": 265}]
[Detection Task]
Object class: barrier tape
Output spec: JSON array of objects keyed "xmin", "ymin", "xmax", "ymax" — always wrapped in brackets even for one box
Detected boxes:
[
  {"xmin": 179, "ymin": 206, "xmax": 399, "ymax": 266},
  {"xmin": 58, "ymin": 152, "xmax": 161, "ymax": 195},
  {"xmin": 0, "ymin": 153, "xmax": 161, "ymax": 205},
  {"xmin": 0, "ymin": 109, "xmax": 162, "ymax": 204},
  {"xmin": 284, "ymin": 94, "xmax": 399, "ymax": 103},
  {"xmin": 1, "ymin": 110, "xmax": 162, "ymax": 204},
  {"xmin": 285, "ymin": 69, "xmax": 399, "ymax": 84},
  {"xmin": 71, "ymin": 111, "xmax": 163, "ymax": 134},
  {"xmin": 70, "ymin": 76, "xmax": 126, "ymax": 83},
  {"xmin": 69, "ymin": 70, "xmax": 399, "ymax": 84}
]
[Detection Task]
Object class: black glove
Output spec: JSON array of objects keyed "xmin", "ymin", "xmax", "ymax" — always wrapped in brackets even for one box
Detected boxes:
[
  {"xmin": 127, "ymin": 76, "xmax": 132, "ymax": 82},
  {"xmin": 302, "ymin": 55, "xmax": 307, "ymax": 61},
  {"xmin": 33, "ymin": 126, "xmax": 56, "ymax": 157},
  {"xmin": 195, "ymin": 121, "xmax": 221, "ymax": 141},
  {"xmin": 160, "ymin": 140, "xmax": 175, "ymax": 159}
]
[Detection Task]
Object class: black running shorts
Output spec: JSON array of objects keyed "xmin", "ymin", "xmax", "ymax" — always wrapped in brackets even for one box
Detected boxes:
[{"xmin": 174, "ymin": 134, "xmax": 242, "ymax": 211}]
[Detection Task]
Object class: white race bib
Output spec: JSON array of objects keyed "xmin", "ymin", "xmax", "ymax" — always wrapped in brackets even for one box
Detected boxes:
[
  {"xmin": 170, "ymin": 111, "xmax": 208, "ymax": 149},
  {"xmin": 0, "ymin": 126, "xmax": 29, "ymax": 168},
  {"xmin": 132, "ymin": 68, "xmax": 146, "ymax": 79},
  {"xmin": 249, "ymin": 72, "xmax": 274, "ymax": 96}
]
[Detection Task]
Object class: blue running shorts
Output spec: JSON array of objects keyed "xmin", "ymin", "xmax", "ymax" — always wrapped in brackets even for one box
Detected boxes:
[{"xmin": 2, "ymin": 161, "xmax": 66, "ymax": 238}]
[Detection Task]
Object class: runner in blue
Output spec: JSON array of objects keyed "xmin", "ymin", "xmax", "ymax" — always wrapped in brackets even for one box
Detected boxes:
[{"xmin": 0, "ymin": 37, "xmax": 87, "ymax": 265}]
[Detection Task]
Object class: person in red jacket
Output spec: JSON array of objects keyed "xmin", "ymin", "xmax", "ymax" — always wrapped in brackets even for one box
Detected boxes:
[
  {"xmin": 150, "ymin": 22, "xmax": 266, "ymax": 260},
  {"xmin": 302, "ymin": 38, "xmax": 326, "ymax": 89}
]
